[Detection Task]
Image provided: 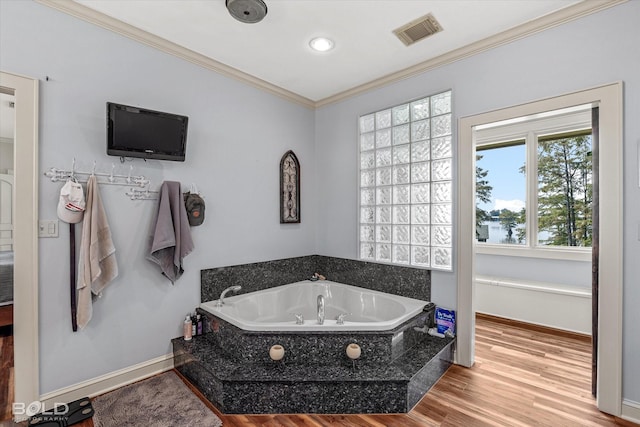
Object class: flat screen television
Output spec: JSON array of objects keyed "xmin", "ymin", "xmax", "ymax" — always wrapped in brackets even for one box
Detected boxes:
[{"xmin": 107, "ymin": 102, "xmax": 188, "ymax": 161}]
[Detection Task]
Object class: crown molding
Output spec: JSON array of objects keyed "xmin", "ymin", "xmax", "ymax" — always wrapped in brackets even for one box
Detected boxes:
[
  {"xmin": 37, "ymin": 0, "xmax": 626, "ymax": 110},
  {"xmin": 315, "ymin": 0, "xmax": 627, "ymax": 107},
  {"xmin": 35, "ymin": 0, "xmax": 316, "ymax": 109}
]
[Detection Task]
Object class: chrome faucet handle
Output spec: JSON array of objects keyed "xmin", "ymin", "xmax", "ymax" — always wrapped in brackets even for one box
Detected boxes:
[
  {"xmin": 290, "ymin": 313, "xmax": 304, "ymax": 325},
  {"xmin": 336, "ymin": 313, "xmax": 352, "ymax": 325}
]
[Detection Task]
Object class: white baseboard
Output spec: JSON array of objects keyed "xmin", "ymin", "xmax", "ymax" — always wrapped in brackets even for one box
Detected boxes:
[
  {"xmin": 475, "ymin": 276, "xmax": 592, "ymax": 335},
  {"xmin": 622, "ymin": 399, "xmax": 640, "ymax": 424},
  {"xmin": 39, "ymin": 353, "xmax": 174, "ymax": 410}
]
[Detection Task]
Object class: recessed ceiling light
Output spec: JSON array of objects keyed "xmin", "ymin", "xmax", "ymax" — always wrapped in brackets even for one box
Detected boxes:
[{"xmin": 309, "ymin": 37, "xmax": 334, "ymax": 52}]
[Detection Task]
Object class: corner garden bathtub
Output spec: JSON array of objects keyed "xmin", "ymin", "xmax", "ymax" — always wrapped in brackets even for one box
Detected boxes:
[{"xmin": 200, "ymin": 280, "xmax": 429, "ymax": 332}]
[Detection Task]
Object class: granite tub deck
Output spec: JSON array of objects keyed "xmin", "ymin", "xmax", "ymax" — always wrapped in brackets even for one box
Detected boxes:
[{"xmin": 173, "ymin": 310, "xmax": 455, "ymax": 414}]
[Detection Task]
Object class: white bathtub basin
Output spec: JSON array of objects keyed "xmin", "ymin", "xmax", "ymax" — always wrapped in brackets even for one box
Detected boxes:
[{"xmin": 200, "ymin": 280, "xmax": 429, "ymax": 332}]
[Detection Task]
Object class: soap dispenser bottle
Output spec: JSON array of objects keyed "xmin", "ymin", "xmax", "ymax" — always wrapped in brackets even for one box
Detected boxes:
[
  {"xmin": 191, "ymin": 312, "xmax": 197, "ymax": 336},
  {"xmin": 183, "ymin": 315, "xmax": 193, "ymax": 341},
  {"xmin": 196, "ymin": 314, "xmax": 203, "ymax": 336}
]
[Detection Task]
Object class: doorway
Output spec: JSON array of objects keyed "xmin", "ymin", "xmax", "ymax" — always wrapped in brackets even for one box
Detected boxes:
[
  {"xmin": 456, "ymin": 83, "xmax": 623, "ymax": 416},
  {"xmin": 0, "ymin": 71, "xmax": 39, "ymax": 420}
]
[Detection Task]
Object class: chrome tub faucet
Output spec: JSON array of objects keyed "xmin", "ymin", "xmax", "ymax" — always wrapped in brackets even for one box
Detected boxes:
[{"xmin": 216, "ymin": 285, "xmax": 242, "ymax": 307}]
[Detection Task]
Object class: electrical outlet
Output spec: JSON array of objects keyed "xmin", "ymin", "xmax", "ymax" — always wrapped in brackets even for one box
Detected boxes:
[{"xmin": 38, "ymin": 220, "xmax": 59, "ymax": 238}]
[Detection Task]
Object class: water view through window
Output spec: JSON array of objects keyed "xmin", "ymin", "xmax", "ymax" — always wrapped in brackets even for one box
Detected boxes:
[
  {"xmin": 475, "ymin": 105, "xmax": 593, "ymax": 249},
  {"xmin": 476, "ymin": 143, "xmax": 526, "ymax": 244}
]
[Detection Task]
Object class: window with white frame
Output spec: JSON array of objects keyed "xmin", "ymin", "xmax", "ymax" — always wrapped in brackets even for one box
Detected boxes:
[
  {"xmin": 358, "ymin": 91, "xmax": 453, "ymax": 270},
  {"xmin": 474, "ymin": 104, "xmax": 593, "ymax": 257}
]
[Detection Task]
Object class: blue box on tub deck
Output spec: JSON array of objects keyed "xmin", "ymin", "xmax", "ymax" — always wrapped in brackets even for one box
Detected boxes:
[{"xmin": 435, "ymin": 307, "xmax": 456, "ymax": 335}]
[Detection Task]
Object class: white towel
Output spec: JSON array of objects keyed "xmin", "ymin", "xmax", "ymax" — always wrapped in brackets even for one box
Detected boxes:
[
  {"xmin": 147, "ymin": 181, "xmax": 194, "ymax": 283},
  {"xmin": 77, "ymin": 176, "xmax": 118, "ymax": 329}
]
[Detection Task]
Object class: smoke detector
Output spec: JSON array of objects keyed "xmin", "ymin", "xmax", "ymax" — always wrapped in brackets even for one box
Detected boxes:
[
  {"xmin": 226, "ymin": 0, "xmax": 268, "ymax": 24},
  {"xmin": 393, "ymin": 13, "xmax": 443, "ymax": 46}
]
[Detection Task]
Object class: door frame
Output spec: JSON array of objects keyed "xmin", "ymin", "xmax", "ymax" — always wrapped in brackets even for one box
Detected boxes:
[
  {"xmin": 456, "ymin": 82, "xmax": 623, "ymax": 415},
  {"xmin": 0, "ymin": 71, "xmax": 39, "ymax": 417}
]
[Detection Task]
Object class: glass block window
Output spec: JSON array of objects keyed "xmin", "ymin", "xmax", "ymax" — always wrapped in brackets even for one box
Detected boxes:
[{"xmin": 359, "ymin": 91, "xmax": 453, "ymax": 270}]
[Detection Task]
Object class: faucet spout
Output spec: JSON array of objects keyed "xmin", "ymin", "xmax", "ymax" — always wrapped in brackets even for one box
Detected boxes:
[
  {"xmin": 317, "ymin": 294, "xmax": 325, "ymax": 325},
  {"xmin": 216, "ymin": 285, "xmax": 242, "ymax": 307}
]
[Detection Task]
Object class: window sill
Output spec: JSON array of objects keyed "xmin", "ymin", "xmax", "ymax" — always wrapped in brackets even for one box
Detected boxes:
[{"xmin": 475, "ymin": 243, "xmax": 591, "ymax": 262}]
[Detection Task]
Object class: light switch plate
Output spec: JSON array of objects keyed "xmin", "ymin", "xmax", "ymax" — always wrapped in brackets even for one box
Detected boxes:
[{"xmin": 38, "ymin": 219, "xmax": 59, "ymax": 238}]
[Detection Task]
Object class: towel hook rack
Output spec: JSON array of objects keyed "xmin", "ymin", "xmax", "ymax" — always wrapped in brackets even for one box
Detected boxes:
[
  {"xmin": 108, "ymin": 163, "xmax": 116, "ymax": 183},
  {"xmin": 44, "ymin": 160, "xmax": 155, "ymax": 200}
]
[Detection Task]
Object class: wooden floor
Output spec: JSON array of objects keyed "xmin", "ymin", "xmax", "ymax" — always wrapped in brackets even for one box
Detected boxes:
[
  {"xmin": 0, "ymin": 305, "xmax": 12, "ymax": 329},
  {"xmin": 0, "ymin": 325, "xmax": 13, "ymax": 423},
  {"xmin": 1, "ymin": 314, "xmax": 637, "ymax": 426}
]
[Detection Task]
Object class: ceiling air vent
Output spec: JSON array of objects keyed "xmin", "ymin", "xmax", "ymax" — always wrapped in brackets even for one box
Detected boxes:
[{"xmin": 393, "ymin": 13, "xmax": 443, "ymax": 46}]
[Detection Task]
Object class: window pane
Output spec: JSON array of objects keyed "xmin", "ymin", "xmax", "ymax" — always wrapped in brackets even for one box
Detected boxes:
[
  {"xmin": 431, "ymin": 115, "xmax": 451, "ymax": 138},
  {"xmin": 393, "ymin": 225, "xmax": 410, "ymax": 243},
  {"xmin": 392, "ymin": 104, "xmax": 410, "ymax": 125},
  {"xmin": 358, "ymin": 91, "xmax": 452, "ymax": 271},
  {"xmin": 476, "ymin": 143, "xmax": 526, "ymax": 245},
  {"xmin": 537, "ymin": 133, "xmax": 592, "ymax": 247},
  {"xmin": 432, "ymin": 247, "xmax": 452, "ymax": 269},
  {"xmin": 392, "ymin": 144, "xmax": 410, "ymax": 165},
  {"xmin": 393, "ymin": 124, "xmax": 410, "ymax": 145},
  {"xmin": 360, "ymin": 132, "xmax": 375, "ymax": 151},
  {"xmin": 376, "ymin": 147, "xmax": 392, "ymax": 167},
  {"xmin": 376, "ymin": 243, "xmax": 391, "ymax": 262},
  {"xmin": 360, "ymin": 114, "xmax": 375, "ymax": 133},
  {"xmin": 411, "ymin": 141, "xmax": 430, "ymax": 162},
  {"xmin": 376, "ymin": 109, "xmax": 391, "ymax": 129},
  {"xmin": 392, "ymin": 244, "xmax": 410, "ymax": 264},
  {"xmin": 431, "ymin": 91, "xmax": 451, "ymax": 115},
  {"xmin": 410, "ymin": 98, "xmax": 430, "ymax": 121},
  {"xmin": 376, "ymin": 128, "xmax": 391, "ymax": 148},
  {"xmin": 360, "ymin": 151, "xmax": 375, "ymax": 169},
  {"xmin": 411, "ymin": 119, "xmax": 430, "ymax": 141},
  {"xmin": 411, "ymin": 245, "xmax": 430, "ymax": 267},
  {"xmin": 392, "ymin": 185, "xmax": 410, "ymax": 204},
  {"xmin": 361, "ymin": 188, "xmax": 375, "ymax": 205},
  {"xmin": 360, "ymin": 225, "xmax": 375, "ymax": 242},
  {"xmin": 360, "ymin": 207, "xmax": 375, "ymax": 223},
  {"xmin": 431, "ymin": 136, "xmax": 452, "ymax": 159},
  {"xmin": 361, "ymin": 243, "xmax": 375, "ymax": 260}
]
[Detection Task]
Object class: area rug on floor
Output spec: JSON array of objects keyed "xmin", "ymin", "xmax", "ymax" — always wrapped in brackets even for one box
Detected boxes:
[{"xmin": 92, "ymin": 371, "xmax": 222, "ymax": 427}]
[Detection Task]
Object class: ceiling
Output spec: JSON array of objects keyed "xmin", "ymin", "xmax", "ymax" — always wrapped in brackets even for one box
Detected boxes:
[{"xmin": 34, "ymin": 1, "xmax": 622, "ymax": 107}]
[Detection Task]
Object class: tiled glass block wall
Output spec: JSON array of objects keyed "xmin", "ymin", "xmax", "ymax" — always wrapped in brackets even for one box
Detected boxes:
[{"xmin": 358, "ymin": 91, "xmax": 453, "ymax": 270}]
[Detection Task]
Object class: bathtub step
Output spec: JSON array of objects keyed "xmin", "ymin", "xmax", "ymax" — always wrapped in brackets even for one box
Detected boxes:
[{"xmin": 173, "ymin": 333, "xmax": 454, "ymax": 414}]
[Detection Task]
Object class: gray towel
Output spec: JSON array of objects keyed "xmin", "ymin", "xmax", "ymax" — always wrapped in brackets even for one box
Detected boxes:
[
  {"xmin": 77, "ymin": 175, "xmax": 118, "ymax": 329},
  {"xmin": 147, "ymin": 181, "xmax": 194, "ymax": 283}
]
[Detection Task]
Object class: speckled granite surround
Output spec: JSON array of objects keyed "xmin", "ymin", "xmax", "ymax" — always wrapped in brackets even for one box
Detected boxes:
[
  {"xmin": 184, "ymin": 256, "xmax": 443, "ymax": 414},
  {"xmin": 173, "ymin": 333, "xmax": 454, "ymax": 414},
  {"xmin": 197, "ymin": 307, "xmax": 434, "ymax": 365},
  {"xmin": 201, "ymin": 255, "xmax": 430, "ymax": 303}
]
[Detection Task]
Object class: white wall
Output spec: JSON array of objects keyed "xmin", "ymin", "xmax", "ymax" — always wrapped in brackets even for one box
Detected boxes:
[
  {"xmin": 0, "ymin": 1, "xmax": 316, "ymax": 395},
  {"xmin": 476, "ymin": 255, "xmax": 591, "ymax": 289},
  {"xmin": 475, "ymin": 254, "xmax": 592, "ymax": 334},
  {"xmin": 315, "ymin": 1, "xmax": 640, "ymax": 403}
]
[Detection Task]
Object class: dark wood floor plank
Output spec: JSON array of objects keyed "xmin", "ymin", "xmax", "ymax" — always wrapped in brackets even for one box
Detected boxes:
[{"xmin": 0, "ymin": 306, "xmax": 12, "ymax": 329}]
